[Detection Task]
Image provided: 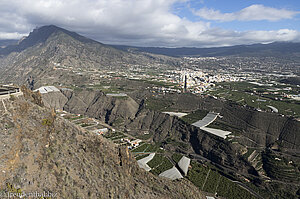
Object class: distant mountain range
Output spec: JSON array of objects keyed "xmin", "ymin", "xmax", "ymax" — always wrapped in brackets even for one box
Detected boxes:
[
  {"xmin": 1, "ymin": 24, "xmax": 299, "ymax": 86},
  {"xmin": 280, "ymin": 76, "xmax": 300, "ymax": 85},
  {"xmin": 1, "ymin": 25, "xmax": 300, "ymax": 58},
  {"xmin": 0, "ymin": 25, "xmax": 177, "ymax": 85},
  {"xmin": 0, "ymin": 39, "xmax": 18, "ymax": 48},
  {"xmin": 113, "ymin": 42, "xmax": 300, "ymax": 58}
]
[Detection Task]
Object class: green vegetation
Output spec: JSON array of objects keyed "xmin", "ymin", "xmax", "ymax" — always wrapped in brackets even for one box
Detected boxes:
[
  {"xmin": 181, "ymin": 109, "xmax": 208, "ymax": 124},
  {"xmin": 42, "ymin": 118, "xmax": 53, "ymax": 126},
  {"xmin": 207, "ymin": 82, "xmax": 300, "ymax": 118},
  {"xmin": 9, "ymin": 95, "xmax": 16, "ymax": 101},
  {"xmin": 242, "ymin": 148, "xmax": 256, "ymax": 159},
  {"xmin": 90, "ymin": 83, "xmax": 129, "ymax": 94},
  {"xmin": 245, "ymin": 182, "xmax": 275, "ymax": 199},
  {"xmin": 131, "ymin": 143, "xmax": 149, "ymax": 152},
  {"xmin": 164, "ymin": 138, "xmax": 189, "ymax": 150},
  {"xmin": 262, "ymin": 150, "xmax": 300, "ymax": 182},
  {"xmin": 132, "ymin": 79, "xmax": 176, "ymax": 88},
  {"xmin": 67, "ymin": 115, "xmax": 84, "ymax": 120},
  {"xmin": 147, "ymin": 154, "xmax": 165, "ymax": 168},
  {"xmin": 73, "ymin": 87, "xmax": 83, "ymax": 92},
  {"xmin": 207, "ymin": 120, "xmax": 243, "ymax": 136},
  {"xmin": 188, "ymin": 161, "xmax": 257, "ymax": 199},
  {"xmin": 188, "ymin": 161, "xmax": 210, "ymax": 188},
  {"xmin": 111, "ymin": 135, "xmax": 126, "ymax": 140},
  {"xmin": 111, "ymin": 96, "xmax": 128, "ymax": 100},
  {"xmin": 216, "ymin": 174, "xmax": 256, "ymax": 199},
  {"xmin": 171, "ymin": 153, "xmax": 183, "ymax": 163},
  {"xmin": 136, "ymin": 132, "xmax": 152, "ymax": 140},
  {"xmin": 151, "ymin": 158, "xmax": 173, "ymax": 175},
  {"xmin": 131, "ymin": 143, "xmax": 162, "ymax": 153},
  {"xmin": 103, "ymin": 132, "xmax": 124, "ymax": 139},
  {"xmin": 157, "ymin": 147, "xmax": 164, "ymax": 153},
  {"xmin": 135, "ymin": 154, "xmax": 149, "ymax": 160},
  {"xmin": 146, "ymin": 144, "xmax": 160, "ymax": 152},
  {"xmin": 112, "ymin": 118, "xmax": 125, "ymax": 127},
  {"xmin": 6, "ymin": 183, "xmax": 22, "ymax": 195},
  {"xmin": 145, "ymin": 97, "xmax": 173, "ymax": 111},
  {"xmin": 80, "ymin": 123, "xmax": 93, "ymax": 127},
  {"xmin": 4, "ymin": 123, "xmax": 14, "ymax": 129},
  {"xmin": 147, "ymin": 154, "xmax": 173, "ymax": 175}
]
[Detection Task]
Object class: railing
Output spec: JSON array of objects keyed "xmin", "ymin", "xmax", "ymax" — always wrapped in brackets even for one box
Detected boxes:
[{"xmin": 0, "ymin": 88, "xmax": 20, "ymax": 96}]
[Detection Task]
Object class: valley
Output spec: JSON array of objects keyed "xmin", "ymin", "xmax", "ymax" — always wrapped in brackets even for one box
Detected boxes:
[
  {"xmin": 0, "ymin": 25, "xmax": 300, "ymax": 198},
  {"xmin": 33, "ymin": 81, "xmax": 300, "ymax": 198}
]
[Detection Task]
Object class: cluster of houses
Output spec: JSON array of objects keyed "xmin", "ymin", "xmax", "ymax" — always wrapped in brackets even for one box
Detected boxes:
[
  {"xmin": 121, "ymin": 138, "xmax": 142, "ymax": 149},
  {"xmin": 92, "ymin": 128, "xmax": 109, "ymax": 135}
]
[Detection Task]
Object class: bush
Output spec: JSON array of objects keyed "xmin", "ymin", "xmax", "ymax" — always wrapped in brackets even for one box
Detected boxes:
[
  {"xmin": 42, "ymin": 119, "xmax": 53, "ymax": 126},
  {"xmin": 9, "ymin": 95, "xmax": 16, "ymax": 101}
]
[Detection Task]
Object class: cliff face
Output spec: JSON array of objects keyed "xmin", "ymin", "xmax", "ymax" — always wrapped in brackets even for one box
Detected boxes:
[
  {"xmin": 0, "ymin": 91, "xmax": 203, "ymax": 198},
  {"xmin": 61, "ymin": 89, "xmax": 139, "ymax": 125},
  {"xmin": 219, "ymin": 103, "xmax": 300, "ymax": 150},
  {"xmin": 125, "ymin": 107, "xmax": 253, "ymax": 173},
  {"xmin": 41, "ymin": 91, "xmax": 68, "ymax": 110}
]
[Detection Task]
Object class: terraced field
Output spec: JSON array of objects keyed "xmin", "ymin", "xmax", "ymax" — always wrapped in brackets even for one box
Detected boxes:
[
  {"xmin": 262, "ymin": 150, "xmax": 300, "ymax": 182},
  {"xmin": 188, "ymin": 161, "xmax": 258, "ymax": 199},
  {"xmin": 131, "ymin": 143, "xmax": 164, "ymax": 153},
  {"xmin": 147, "ymin": 154, "xmax": 173, "ymax": 175},
  {"xmin": 208, "ymin": 81, "xmax": 300, "ymax": 118},
  {"xmin": 181, "ymin": 109, "xmax": 209, "ymax": 124}
]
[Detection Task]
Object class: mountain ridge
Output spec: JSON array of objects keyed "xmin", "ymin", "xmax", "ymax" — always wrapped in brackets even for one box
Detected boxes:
[
  {"xmin": 0, "ymin": 25, "xmax": 178, "ymax": 87},
  {"xmin": 0, "ymin": 25, "xmax": 99, "ymax": 56},
  {"xmin": 2, "ymin": 25, "xmax": 300, "ymax": 58},
  {"xmin": 112, "ymin": 42, "xmax": 300, "ymax": 57}
]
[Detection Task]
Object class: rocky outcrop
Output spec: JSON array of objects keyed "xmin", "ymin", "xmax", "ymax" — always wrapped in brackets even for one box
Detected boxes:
[
  {"xmin": 219, "ymin": 103, "xmax": 300, "ymax": 150},
  {"xmin": 40, "ymin": 91, "xmax": 68, "ymax": 110},
  {"xmin": 61, "ymin": 90, "xmax": 139, "ymax": 125},
  {"xmin": 0, "ymin": 91, "xmax": 204, "ymax": 198}
]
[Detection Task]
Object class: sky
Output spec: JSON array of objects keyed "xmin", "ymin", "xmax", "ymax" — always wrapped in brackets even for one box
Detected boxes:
[{"xmin": 0, "ymin": 0, "xmax": 300, "ymax": 47}]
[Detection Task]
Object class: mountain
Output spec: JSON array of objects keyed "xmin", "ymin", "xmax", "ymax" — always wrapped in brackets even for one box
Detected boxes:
[
  {"xmin": 0, "ymin": 39, "xmax": 18, "ymax": 48},
  {"xmin": 0, "ymin": 87, "xmax": 203, "ymax": 198},
  {"xmin": 0, "ymin": 25, "xmax": 95, "ymax": 56},
  {"xmin": 113, "ymin": 42, "xmax": 300, "ymax": 58},
  {"xmin": 280, "ymin": 76, "xmax": 300, "ymax": 85},
  {"xmin": 0, "ymin": 25, "xmax": 178, "ymax": 86}
]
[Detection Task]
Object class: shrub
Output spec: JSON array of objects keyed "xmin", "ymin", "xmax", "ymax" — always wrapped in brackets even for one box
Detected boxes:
[
  {"xmin": 42, "ymin": 119, "xmax": 53, "ymax": 126},
  {"xmin": 9, "ymin": 95, "xmax": 16, "ymax": 101}
]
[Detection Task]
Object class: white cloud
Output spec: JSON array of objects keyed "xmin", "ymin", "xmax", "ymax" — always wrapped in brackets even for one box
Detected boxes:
[
  {"xmin": 0, "ymin": 32, "xmax": 27, "ymax": 40},
  {"xmin": 0, "ymin": 1, "xmax": 299, "ymax": 47},
  {"xmin": 194, "ymin": 4, "xmax": 299, "ymax": 22}
]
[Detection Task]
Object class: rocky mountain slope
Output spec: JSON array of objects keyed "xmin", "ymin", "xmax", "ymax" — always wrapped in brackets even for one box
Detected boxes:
[
  {"xmin": 0, "ymin": 88, "xmax": 204, "ymax": 198},
  {"xmin": 44, "ymin": 89, "xmax": 300, "ymax": 167},
  {"xmin": 280, "ymin": 76, "xmax": 300, "ymax": 85},
  {"xmin": 39, "ymin": 88, "xmax": 300, "ymax": 197},
  {"xmin": 0, "ymin": 25, "xmax": 178, "ymax": 86}
]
